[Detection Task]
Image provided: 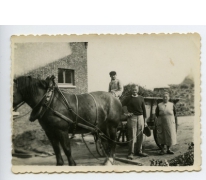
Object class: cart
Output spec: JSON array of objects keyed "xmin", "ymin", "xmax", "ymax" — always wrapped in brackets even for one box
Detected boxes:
[{"xmin": 95, "ymin": 97, "xmax": 179, "ymax": 157}]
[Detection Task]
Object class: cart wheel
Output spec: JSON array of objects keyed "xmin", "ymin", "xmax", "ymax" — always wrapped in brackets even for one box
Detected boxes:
[
  {"xmin": 95, "ymin": 138, "xmax": 105, "ymax": 157},
  {"xmin": 116, "ymin": 123, "xmax": 128, "ymax": 146}
]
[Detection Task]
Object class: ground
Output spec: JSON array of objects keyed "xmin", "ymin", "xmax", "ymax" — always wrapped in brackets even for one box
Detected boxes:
[{"xmin": 12, "ymin": 116, "xmax": 194, "ymax": 166}]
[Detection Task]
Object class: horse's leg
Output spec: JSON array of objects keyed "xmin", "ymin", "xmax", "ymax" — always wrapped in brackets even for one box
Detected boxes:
[
  {"xmin": 100, "ymin": 137, "xmax": 111, "ymax": 165},
  {"xmin": 45, "ymin": 131, "xmax": 64, "ymax": 166},
  {"xmin": 104, "ymin": 126, "xmax": 117, "ymax": 165},
  {"xmin": 108, "ymin": 126, "xmax": 117, "ymax": 158},
  {"xmin": 58, "ymin": 130, "xmax": 76, "ymax": 166},
  {"xmin": 101, "ymin": 124, "xmax": 117, "ymax": 165}
]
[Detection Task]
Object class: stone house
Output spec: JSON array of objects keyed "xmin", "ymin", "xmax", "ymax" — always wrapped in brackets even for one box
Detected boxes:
[
  {"xmin": 13, "ymin": 42, "xmax": 88, "ymax": 137},
  {"xmin": 26, "ymin": 42, "xmax": 88, "ymax": 94}
]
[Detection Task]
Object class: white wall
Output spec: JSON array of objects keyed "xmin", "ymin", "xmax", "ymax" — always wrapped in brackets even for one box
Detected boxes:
[{"xmin": 14, "ymin": 42, "xmax": 72, "ymax": 76}]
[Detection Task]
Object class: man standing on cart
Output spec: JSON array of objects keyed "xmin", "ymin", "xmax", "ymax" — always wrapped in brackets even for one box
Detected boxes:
[
  {"xmin": 108, "ymin": 71, "xmax": 123, "ymax": 97},
  {"xmin": 123, "ymin": 85, "xmax": 148, "ymax": 160}
]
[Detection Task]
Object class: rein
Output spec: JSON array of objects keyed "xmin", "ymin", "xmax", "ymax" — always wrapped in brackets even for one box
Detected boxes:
[
  {"xmin": 13, "ymin": 78, "xmax": 145, "ymax": 165},
  {"xmin": 14, "ymin": 78, "xmax": 143, "ymax": 145},
  {"xmin": 13, "ymin": 93, "xmax": 48, "ymax": 120},
  {"xmin": 51, "ymin": 82, "xmax": 143, "ymax": 145},
  {"xmin": 70, "ymin": 94, "xmax": 78, "ymax": 139},
  {"xmin": 53, "ymin": 82, "xmax": 99, "ymax": 130},
  {"xmin": 81, "ymin": 134, "xmax": 100, "ymax": 160},
  {"xmin": 13, "ymin": 101, "xmax": 25, "ymax": 111},
  {"xmin": 53, "ymin": 85, "xmax": 143, "ymax": 144}
]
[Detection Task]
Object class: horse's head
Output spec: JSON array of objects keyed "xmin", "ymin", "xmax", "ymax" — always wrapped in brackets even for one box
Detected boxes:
[{"xmin": 13, "ymin": 76, "xmax": 52, "ymax": 110}]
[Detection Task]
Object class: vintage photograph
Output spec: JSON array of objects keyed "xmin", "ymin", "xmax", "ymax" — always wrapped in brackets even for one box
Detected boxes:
[{"xmin": 11, "ymin": 34, "xmax": 200, "ymax": 173}]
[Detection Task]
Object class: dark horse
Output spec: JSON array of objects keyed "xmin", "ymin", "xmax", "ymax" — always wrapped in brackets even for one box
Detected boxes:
[{"xmin": 13, "ymin": 76, "xmax": 122, "ymax": 166}]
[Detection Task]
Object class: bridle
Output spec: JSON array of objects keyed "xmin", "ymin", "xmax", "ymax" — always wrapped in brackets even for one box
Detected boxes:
[
  {"xmin": 13, "ymin": 77, "xmax": 141, "ymax": 143},
  {"xmin": 13, "ymin": 77, "xmax": 146, "ymax": 165},
  {"xmin": 13, "ymin": 101, "xmax": 25, "ymax": 111},
  {"xmin": 13, "ymin": 81, "xmax": 24, "ymax": 111},
  {"xmin": 13, "ymin": 80, "xmax": 50, "ymax": 114}
]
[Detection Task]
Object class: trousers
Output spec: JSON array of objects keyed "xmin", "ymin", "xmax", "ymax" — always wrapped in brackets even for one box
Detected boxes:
[{"xmin": 127, "ymin": 115, "xmax": 144, "ymax": 155}]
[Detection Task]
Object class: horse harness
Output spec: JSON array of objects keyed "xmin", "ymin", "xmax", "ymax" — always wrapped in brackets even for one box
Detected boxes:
[
  {"xmin": 14, "ymin": 77, "xmax": 104, "ymax": 161},
  {"xmin": 29, "ymin": 81, "xmax": 55, "ymax": 122},
  {"xmin": 14, "ymin": 77, "xmax": 142, "ymax": 145},
  {"xmin": 27, "ymin": 77, "xmax": 99, "ymax": 138},
  {"xmin": 14, "ymin": 77, "xmax": 144, "ymax": 164}
]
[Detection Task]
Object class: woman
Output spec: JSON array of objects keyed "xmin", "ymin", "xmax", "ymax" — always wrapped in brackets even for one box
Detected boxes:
[{"xmin": 155, "ymin": 92, "xmax": 177, "ymax": 155}]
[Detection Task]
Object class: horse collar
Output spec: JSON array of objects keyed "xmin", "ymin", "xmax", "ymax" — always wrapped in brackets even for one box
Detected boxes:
[
  {"xmin": 29, "ymin": 86, "xmax": 54, "ymax": 122},
  {"xmin": 44, "ymin": 87, "xmax": 54, "ymax": 106}
]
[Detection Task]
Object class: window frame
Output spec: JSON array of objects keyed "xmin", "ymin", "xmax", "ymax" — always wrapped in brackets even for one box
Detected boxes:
[{"xmin": 57, "ymin": 68, "xmax": 76, "ymax": 88}]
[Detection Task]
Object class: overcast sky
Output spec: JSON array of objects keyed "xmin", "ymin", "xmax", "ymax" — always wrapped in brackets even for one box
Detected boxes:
[
  {"xmin": 87, "ymin": 34, "xmax": 198, "ymax": 91},
  {"xmin": 14, "ymin": 34, "xmax": 199, "ymax": 91}
]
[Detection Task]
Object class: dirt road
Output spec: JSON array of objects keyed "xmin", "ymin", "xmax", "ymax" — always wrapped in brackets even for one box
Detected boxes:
[{"xmin": 12, "ymin": 116, "xmax": 194, "ymax": 166}]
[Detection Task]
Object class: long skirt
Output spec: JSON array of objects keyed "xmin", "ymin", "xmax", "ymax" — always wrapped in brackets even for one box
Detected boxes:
[{"xmin": 156, "ymin": 115, "xmax": 177, "ymax": 146}]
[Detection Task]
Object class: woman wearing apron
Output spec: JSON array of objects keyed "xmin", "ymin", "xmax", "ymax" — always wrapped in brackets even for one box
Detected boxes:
[{"xmin": 155, "ymin": 92, "xmax": 177, "ymax": 155}]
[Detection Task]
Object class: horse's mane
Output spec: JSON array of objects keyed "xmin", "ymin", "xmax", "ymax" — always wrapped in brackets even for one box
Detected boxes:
[{"xmin": 15, "ymin": 76, "xmax": 48, "ymax": 97}]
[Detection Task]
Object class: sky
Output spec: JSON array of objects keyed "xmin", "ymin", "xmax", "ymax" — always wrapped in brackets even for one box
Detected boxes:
[
  {"xmin": 13, "ymin": 34, "xmax": 199, "ymax": 92},
  {"xmin": 87, "ymin": 34, "xmax": 198, "ymax": 91}
]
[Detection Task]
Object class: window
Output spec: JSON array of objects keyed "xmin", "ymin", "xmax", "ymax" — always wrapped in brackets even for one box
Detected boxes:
[{"xmin": 58, "ymin": 68, "xmax": 75, "ymax": 87}]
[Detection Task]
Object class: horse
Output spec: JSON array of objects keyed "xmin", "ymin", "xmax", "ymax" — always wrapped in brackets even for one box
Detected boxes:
[{"xmin": 13, "ymin": 76, "xmax": 122, "ymax": 166}]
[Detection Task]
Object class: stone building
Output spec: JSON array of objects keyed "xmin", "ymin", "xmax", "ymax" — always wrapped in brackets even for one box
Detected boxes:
[
  {"xmin": 25, "ymin": 42, "xmax": 88, "ymax": 94},
  {"xmin": 13, "ymin": 42, "xmax": 88, "ymax": 137}
]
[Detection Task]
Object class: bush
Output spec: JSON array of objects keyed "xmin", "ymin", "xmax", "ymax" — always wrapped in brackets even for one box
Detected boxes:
[
  {"xmin": 169, "ymin": 142, "xmax": 194, "ymax": 166},
  {"xmin": 181, "ymin": 84, "xmax": 189, "ymax": 89},
  {"xmin": 122, "ymin": 83, "xmax": 162, "ymax": 97},
  {"xmin": 150, "ymin": 142, "xmax": 194, "ymax": 166}
]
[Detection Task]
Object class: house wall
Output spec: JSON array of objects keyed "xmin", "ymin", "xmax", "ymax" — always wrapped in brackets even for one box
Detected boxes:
[
  {"xmin": 26, "ymin": 42, "xmax": 88, "ymax": 94},
  {"xmin": 13, "ymin": 42, "xmax": 88, "ymax": 137}
]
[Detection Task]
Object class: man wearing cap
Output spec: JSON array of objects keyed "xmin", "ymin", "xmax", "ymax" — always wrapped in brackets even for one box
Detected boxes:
[{"xmin": 108, "ymin": 71, "xmax": 123, "ymax": 97}]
